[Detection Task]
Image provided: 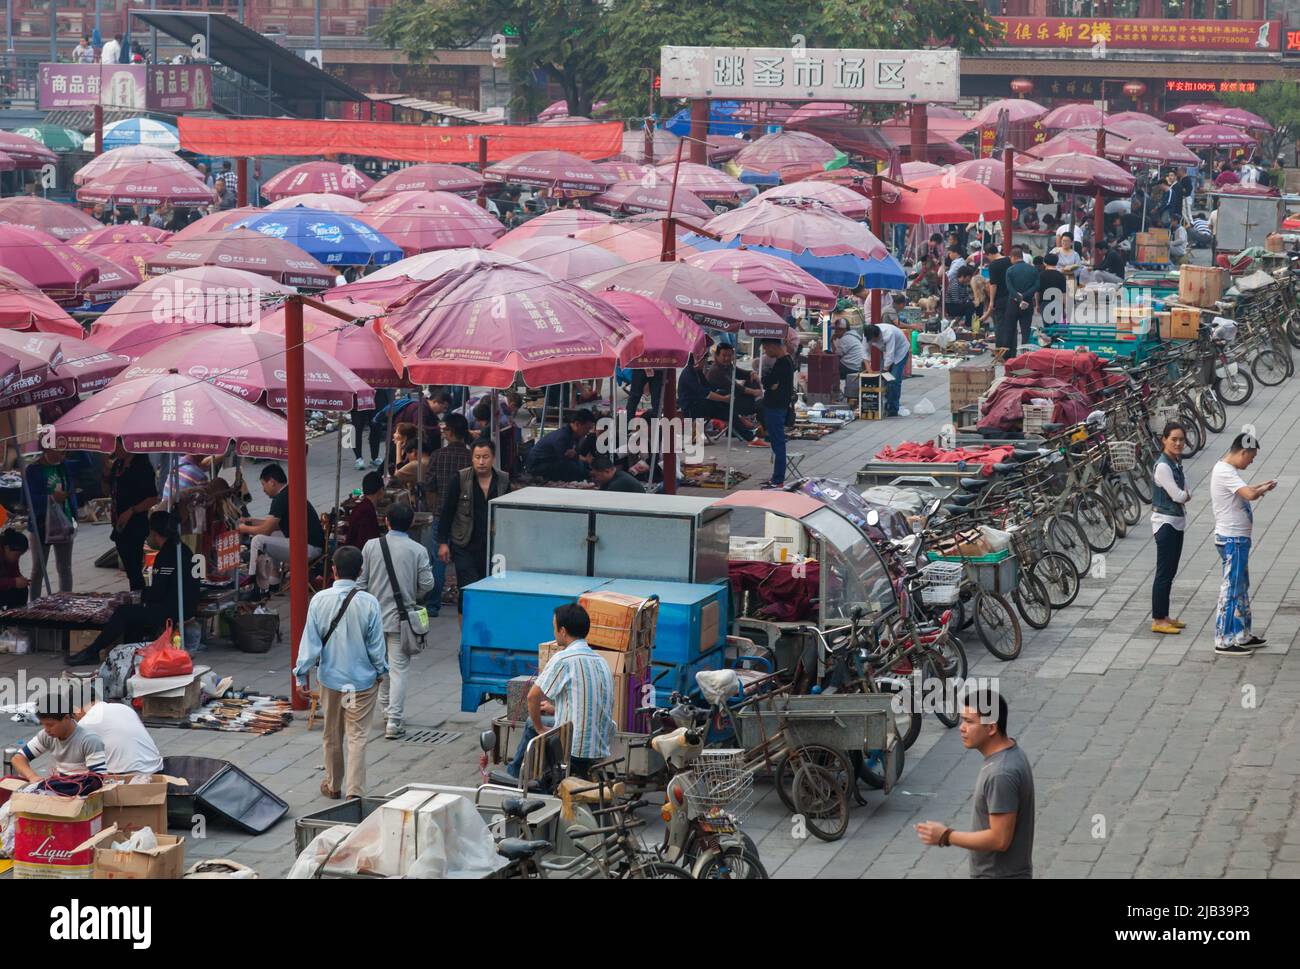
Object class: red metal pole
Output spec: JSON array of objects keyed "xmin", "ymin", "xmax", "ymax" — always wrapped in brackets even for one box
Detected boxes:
[
  {"xmin": 285, "ymin": 294, "xmax": 310, "ymax": 711},
  {"xmin": 660, "ymin": 139, "xmax": 685, "ymax": 495},
  {"xmin": 644, "ymin": 71, "xmax": 655, "ymax": 165},
  {"xmin": 870, "ymin": 173, "xmax": 884, "ymax": 325},
  {"xmin": 688, "ymin": 98, "xmax": 708, "ymax": 165},
  {"xmin": 1094, "ymin": 128, "xmax": 1106, "ymax": 265},
  {"xmin": 1003, "ymin": 147, "xmax": 1014, "ymax": 257},
  {"xmin": 476, "ymin": 136, "xmax": 488, "ymax": 209},
  {"xmin": 910, "ymin": 102, "xmax": 928, "ymax": 165},
  {"xmin": 236, "ymin": 157, "xmax": 248, "ymax": 208},
  {"xmin": 93, "ymin": 105, "xmax": 104, "ymax": 156}
]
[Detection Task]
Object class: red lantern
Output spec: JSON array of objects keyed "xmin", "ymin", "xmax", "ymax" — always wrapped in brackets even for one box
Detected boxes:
[
  {"xmin": 1123, "ymin": 81, "xmax": 1147, "ymax": 98},
  {"xmin": 1010, "ymin": 78, "xmax": 1034, "ymax": 97}
]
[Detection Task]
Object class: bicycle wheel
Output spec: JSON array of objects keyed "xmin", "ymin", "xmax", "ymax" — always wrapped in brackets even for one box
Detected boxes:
[
  {"xmin": 1252, "ymin": 349, "xmax": 1288, "ymax": 387},
  {"xmin": 974, "ymin": 592, "xmax": 1023, "ymax": 661},
  {"xmin": 1197, "ymin": 388, "xmax": 1227, "ymax": 434},
  {"xmin": 852, "ymin": 743, "xmax": 904, "ymax": 791},
  {"xmin": 1104, "ymin": 487, "xmax": 1128, "ymax": 540},
  {"xmin": 1288, "ymin": 310, "xmax": 1300, "ymax": 349},
  {"xmin": 1032, "ymin": 552, "xmax": 1080, "ymax": 609},
  {"xmin": 793, "ymin": 764, "xmax": 850, "ymax": 842},
  {"xmin": 693, "ymin": 845, "xmax": 769, "ymax": 880},
  {"xmin": 629, "ymin": 861, "xmax": 694, "ymax": 879},
  {"xmin": 775, "ymin": 745, "xmax": 853, "ymax": 814},
  {"xmin": 1126, "ymin": 468, "xmax": 1153, "ymax": 505},
  {"xmin": 1045, "ymin": 513, "xmax": 1092, "ymax": 575},
  {"xmin": 1216, "ymin": 368, "xmax": 1253, "ymax": 406},
  {"xmin": 1012, "ymin": 572, "xmax": 1052, "ymax": 630},
  {"xmin": 923, "ymin": 637, "xmax": 968, "ymax": 729},
  {"xmin": 1179, "ymin": 407, "xmax": 1202, "ymax": 457},
  {"xmin": 880, "ymin": 675, "xmax": 923, "ymax": 750},
  {"xmin": 1113, "ymin": 480, "xmax": 1143, "ymax": 528},
  {"xmin": 1073, "ymin": 493, "xmax": 1117, "ymax": 553}
]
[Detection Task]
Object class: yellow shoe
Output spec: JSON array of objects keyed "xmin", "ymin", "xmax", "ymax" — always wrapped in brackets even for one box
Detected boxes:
[
  {"xmin": 1151, "ymin": 620, "xmax": 1182, "ymax": 635},
  {"xmin": 1168, "ymin": 618, "xmax": 1187, "ymax": 629}
]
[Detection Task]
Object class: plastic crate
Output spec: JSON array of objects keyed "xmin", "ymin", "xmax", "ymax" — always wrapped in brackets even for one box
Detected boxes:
[
  {"xmin": 928, "ymin": 548, "xmax": 1018, "ymax": 595},
  {"xmin": 1045, "ymin": 324, "xmax": 1163, "ymax": 362},
  {"xmin": 1022, "ymin": 402, "xmax": 1054, "ymax": 436},
  {"xmin": 1108, "ymin": 440, "xmax": 1137, "ymax": 472},
  {"xmin": 919, "ymin": 561, "xmax": 964, "ymax": 606}
]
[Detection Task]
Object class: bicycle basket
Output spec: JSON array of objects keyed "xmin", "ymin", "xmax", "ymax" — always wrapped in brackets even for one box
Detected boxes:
[
  {"xmin": 1022, "ymin": 402, "xmax": 1054, "ymax": 436},
  {"xmin": 681, "ymin": 749, "xmax": 754, "ymax": 824},
  {"xmin": 1107, "ymin": 440, "xmax": 1137, "ymax": 473},
  {"xmin": 918, "ymin": 560, "xmax": 964, "ymax": 606}
]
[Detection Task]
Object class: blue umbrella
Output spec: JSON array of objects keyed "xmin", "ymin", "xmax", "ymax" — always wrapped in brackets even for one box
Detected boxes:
[
  {"xmin": 230, "ymin": 208, "xmax": 403, "ymax": 267},
  {"xmin": 665, "ymin": 100, "xmax": 750, "ymax": 138},
  {"xmin": 683, "ymin": 234, "xmax": 906, "ymax": 290}
]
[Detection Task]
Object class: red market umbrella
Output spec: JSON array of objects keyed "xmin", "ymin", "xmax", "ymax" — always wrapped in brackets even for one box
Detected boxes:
[
  {"xmin": 901, "ymin": 161, "xmax": 945, "ymax": 180},
  {"xmin": 592, "ymin": 291, "xmax": 705, "ymax": 369},
  {"xmin": 80, "ymin": 250, "xmax": 143, "ymax": 300},
  {"xmin": 265, "ymin": 193, "xmax": 367, "ymax": 214},
  {"xmin": 87, "ymin": 266, "xmax": 296, "ymax": 356},
  {"xmin": 53, "ymin": 372, "xmax": 291, "ymax": 458},
  {"xmin": 1107, "ymin": 110, "xmax": 1166, "ymax": 128},
  {"xmin": 93, "ymin": 241, "xmax": 167, "ymax": 280},
  {"xmin": 360, "ymin": 164, "xmax": 484, "ymax": 202},
  {"xmin": 256, "ymin": 298, "xmax": 403, "ymax": 389},
  {"xmin": 734, "ymin": 131, "xmax": 840, "ymax": 176},
  {"xmin": 705, "ymin": 136, "xmax": 745, "ymax": 163},
  {"xmin": 590, "ymin": 181, "xmax": 715, "ymax": 221},
  {"xmin": 881, "ymin": 174, "xmax": 1005, "ymax": 225},
  {"xmin": 0, "ymin": 332, "xmax": 129, "ymax": 411},
  {"xmin": 261, "ymin": 161, "xmax": 374, "ymax": 201},
  {"xmin": 493, "ymin": 209, "xmax": 613, "ymax": 245},
  {"xmin": 73, "ymin": 224, "xmax": 172, "ymax": 247},
  {"xmin": 117, "ymin": 327, "xmax": 375, "ymax": 411},
  {"xmin": 1042, "ymin": 102, "xmax": 1105, "ymax": 131},
  {"xmin": 751, "ymin": 181, "xmax": 870, "ymax": 220},
  {"xmin": 377, "ymin": 263, "xmax": 643, "ymax": 388},
  {"xmin": 0, "ymin": 285, "xmax": 84, "ymax": 338},
  {"xmin": 1030, "ymin": 133, "xmax": 1100, "ymax": 158},
  {"xmin": 685, "ymin": 248, "xmax": 835, "ymax": 312},
  {"xmin": 593, "ymin": 160, "xmax": 648, "ymax": 183},
  {"xmin": 327, "ymin": 275, "xmax": 430, "ymax": 310},
  {"xmin": 484, "ymin": 150, "xmax": 617, "ymax": 194},
  {"xmin": 1177, "ymin": 124, "xmax": 1259, "ymax": 149},
  {"xmin": 706, "ymin": 200, "xmax": 889, "ymax": 258},
  {"xmin": 358, "ymin": 190, "xmax": 505, "ymax": 255},
  {"xmin": 0, "ymin": 226, "xmax": 98, "ymax": 305},
  {"xmin": 74, "ymin": 146, "xmax": 196, "ymax": 185},
  {"xmin": 0, "ymin": 130, "xmax": 57, "ymax": 168},
  {"xmin": 950, "ymin": 158, "xmax": 1053, "ymax": 204},
  {"xmin": 169, "ymin": 206, "xmax": 262, "ymax": 241},
  {"xmin": 147, "ymin": 228, "xmax": 337, "ymax": 288},
  {"xmin": 0, "ymin": 152, "xmax": 15, "ymax": 173},
  {"xmin": 364, "ymin": 248, "xmax": 524, "ymax": 286},
  {"xmin": 489, "ymin": 234, "xmax": 627, "ymax": 281},
  {"xmin": 615, "ymin": 128, "xmax": 683, "ymax": 164},
  {"xmin": 531, "ymin": 116, "xmax": 595, "ymax": 127},
  {"xmin": 1105, "ymin": 132, "xmax": 1199, "ymax": 166},
  {"xmin": 653, "ymin": 162, "xmax": 751, "ymax": 201},
  {"xmin": 0, "ymin": 197, "xmax": 102, "ymax": 242},
  {"xmin": 784, "ymin": 102, "xmax": 857, "ymax": 126},
  {"xmin": 578, "ymin": 261, "xmax": 789, "ymax": 337},
  {"xmin": 538, "ymin": 99, "xmax": 607, "ymax": 121},
  {"xmin": 76, "ymin": 163, "xmax": 217, "ymax": 207},
  {"xmin": 1016, "ymin": 154, "xmax": 1136, "ymax": 195},
  {"xmin": 971, "ymin": 99, "xmax": 1048, "ymax": 127},
  {"xmin": 570, "ymin": 218, "xmax": 704, "ymax": 263},
  {"xmin": 797, "ymin": 167, "xmax": 898, "ymax": 202},
  {"xmin": 1195, "ymin": 106, "xmax": 1274, "ymax": 132}
]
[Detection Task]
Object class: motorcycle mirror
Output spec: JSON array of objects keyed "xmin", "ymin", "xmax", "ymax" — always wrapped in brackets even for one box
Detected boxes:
[
  {"xmin": 851, "ymin": 605, "xmax": 865, "ymax": 620},
  {"xmin": 866, "ymin": 509, "xmax": 880, "ymax": 527},
  {"xmin": 479, "ymin": 729, "xmax": 496, "ymax": 752}
]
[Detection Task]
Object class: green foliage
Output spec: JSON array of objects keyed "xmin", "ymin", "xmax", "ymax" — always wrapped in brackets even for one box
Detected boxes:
[{"xmin": 1219, "ymin": 82, "xmax": 1300, "ymax": 161}]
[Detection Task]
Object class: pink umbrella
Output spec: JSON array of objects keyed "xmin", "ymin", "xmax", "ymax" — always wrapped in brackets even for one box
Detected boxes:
[
  {"xmin": 1016, "ymin": 154, "xmax": 1136, "ymax": 195},
  {"xmin": 1107, "ymin": 110, "xmax": 1166, "ymax": 128},
  {"xmin": 538, "ymin": 99, "xmax": 607, "ymax": 121},
  {"xmin": 1030, "ymin": 133, "xmax": 1100, "ymax": 158},
  {"xmin": 730, "ymin": 102, "xmax": 796, "ymax": 123},
  {"xmin": 616, "ymin": 128, "xmax": 682, "ymax": 164},
  {"xmin": 266, "ymin": 193, "xmax": 367, "ymax": 213},
  {"xmin": 0, "ymin": 197, "xmax": 102, "ymax": 242},
  {"xmin": 489, "ymin": 234, "xmax": 627, "ymax": 281},
  {"xmin": 653, "ymin": 162, "xmax": 750, "ymax": 201},
  {"xmin": 751, "ymin": 181, "xmax": 870, "ymax": 220},
  {"xmin": 901, "ymin": 161, "xmax": 945, "ymax": 180},
  {"xmin": 74, "ymin": 146, "xmax": 196, "ymax": 185},
  {"xmin": 0, "ymin": 332, "xmax": 128, "ymax": 411},
  {"xmin": 592, "ymin": 291, "xmax": 705, "ymax": 369},
  {"xmin": 590, "ymin": 182, "xmax": 714, "ymax": 221},
  {"xmin": 43, "ymin": 335, "xmax": 129, "ymax": 392},
  {"xmin": 93, "ymin": 241, "xmax": 167, "ymax": 280},
  {"xmin": 358, "ymin": 190, "xmax": 504, "ymax": 255},
  {"xmin": 0, "ymin": 152, "xmax": 15, "ymax": 174},
  {"xmin": 54, "ymin": 372, "xmax": 291, "ymax": 458},
  {"xmin": 73, "ymin": 224, "xmax": 172, "ymax": 247},
  {"xmin": 80, "ymin": 250, "xmax": 142, "ymax": 300},
  {"xmin": 327, "ymin": 275, "xmax": 430, "ymax": 311},
  {"xmin": 360, "ymin": 163, "xmax": 484, "ymax": 201},
  {"xmin": 593, "ymin": 160, "xmax": 648, "ymax": 183},
  {"xmin": 88, "ymin": 266, "xmax": 296, "ymax": 356},
  {"xmin": 493, "ymin": 209, "xmax": 613, "ymax": 245},
  {"xmin": 147, "ymin": 228, "xmax": 337, "ymax": 288},
  {"xmin": 376, "ymin": 263, "xmax": 643, "ymax": 388},
  {"xmin": 169, "ymin": 206, "xmax": 261, "ymax": 241},
  {"xmin": 261, "ymin": 161, "xmax": 374, "ymax": 201},
  {"xmin": 685, "ymin": 249, "xmax": 835, "ymax": 312},
  {"xmin": 705, "ymin": 136, "xmax": 745, "ymax": 163},
  {"xmin": 734, "ymin": 131, "xmax": 840, "ymax": 176},
  {"xmin": 0, "ymin": 131, "xmax": 57, "ymax": 168},
  {"xmin": 485, "ymin": 151, "xmax": 617, "ymax": 194},
  {"xmin": 971, "ymin": 99, "xmax": 1048, "ymax": 127},
  {"xmin": 365, "ymin": 248, "xmax": 524, "ymax": 285},
  {"xmin": 0, "ymin": 226, "xmax": 98, "ymax": 305},
  {"xmin": 118, "ymin": 328, "xmax": 374, "ymax": 411},
  {"xmin": 784, "ymin": 103, "xmax": 857, "ymax": 126},
  {"xmin": 1106, "ymin": 132, "xmax": 1199, "ymax": 166},
  {"xmin": 1196, "ymin": 106, "xmax": 1273, "ymax": 132},
  {"xmin": 1177, "ymin": 124, "xmax": 1259, "ymax": 149},
  {"xmin": 0, "ymin": 284, "xmax": 84, "ymax": 338},
  {"xmin": 531, "ymin": 116, "xmax": 595, "ymax": 127},
  {"xmin": 570, "ymin": 219, "xmax": 704, "ymax": 263},
  {"xmin": 1042, "ymin": 102, "xmax": 1105, "ymax": 131},
  {"xmin": 950, "ymin": 158, "xmax": 1053, "ymax": 204},
  {"xmin": 256, "ymin": 298, "xmax": 403, "ymax": 389},
  {"xmin": 579, "ymin": 262, "xmax": 789, "ymax": 337},
  {"xmin": 76, "ymin": 163, "xmax": 217, "ymax": 207},
  {"xmin": 881, "ymin": 175, "xmax": 1006, "ymax": 225},
  {"xmin": 706, "ymin": 200, "xmax": 891, "ymax": 258}
]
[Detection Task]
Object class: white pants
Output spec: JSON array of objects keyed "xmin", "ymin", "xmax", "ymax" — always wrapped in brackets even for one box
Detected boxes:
[
  {"xmin": 249, "ymin": 534, "xmax": 321, "ymax": 590},
  {"xmin": 376, "ymin": 631, "xmax": 409, "ymax": 726}
]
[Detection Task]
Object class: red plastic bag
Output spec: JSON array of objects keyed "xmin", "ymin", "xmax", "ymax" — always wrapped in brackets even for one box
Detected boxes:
[{"xmin": 138, "ymin": 620, "xmax": 193, "ymax": 678}]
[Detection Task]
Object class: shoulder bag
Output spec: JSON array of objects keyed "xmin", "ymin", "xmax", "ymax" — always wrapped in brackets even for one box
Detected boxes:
[{"xmin": 379, "ymin": 535, "xmax": 429, "ymax": 656}]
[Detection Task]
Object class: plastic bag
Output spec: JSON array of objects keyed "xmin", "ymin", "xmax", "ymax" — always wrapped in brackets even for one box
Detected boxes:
[
  {"xmin": 913, "ymin": 397, "xmax": 936, "ymax": 415},
  {"xmin": 45, "ymin": 500, "xmax": 76, "ymax": 545},
  {"xmin": 139, "ymin": 620, "xmax": 193, "ymax": 679},
  {"xmin": 978, "ymin": 525, "xmax": 1012, "ymax": 551}
]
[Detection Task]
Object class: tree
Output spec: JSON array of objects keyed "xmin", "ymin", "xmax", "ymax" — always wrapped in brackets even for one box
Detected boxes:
[{"xmin": 1218, "ymin": 82, "xmax": 1300, "ymax": 164}]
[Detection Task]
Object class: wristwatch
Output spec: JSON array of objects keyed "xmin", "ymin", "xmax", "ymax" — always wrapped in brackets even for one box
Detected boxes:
[{"xmin": 939, "ymin": 828, "xmax": 954, "ymax": 847}]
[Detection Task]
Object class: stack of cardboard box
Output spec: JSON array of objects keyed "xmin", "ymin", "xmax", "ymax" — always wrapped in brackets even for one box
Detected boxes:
[
  {"xmin": 1178, "ymin": 264, "xmax": 1226, "ymax": 308},
  {"xmin": 948, "ymin": 362, "xmax": 996, "ymax": 416},
  {"xmin": 1135, "ymin": 228, "xmax": 1169, "ymax": 265}
]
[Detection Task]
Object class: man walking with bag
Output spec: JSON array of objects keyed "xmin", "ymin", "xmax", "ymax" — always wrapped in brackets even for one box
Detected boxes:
[
  {"xmin": 359, "ymin": 501, "xmax": 434, "ymax": 739},
  {"xmin": 294, "ymin": 546, "xmax": 387, "ymax": 800}
]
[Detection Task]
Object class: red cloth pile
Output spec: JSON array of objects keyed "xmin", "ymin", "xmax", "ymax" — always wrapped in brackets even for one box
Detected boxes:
[
  {"xmin": 1003, "ymin": 348, "xmax": 1121, "ymax": 400},
  {"xmin": 977, "ymin": 375, "xmax": 1091, "ymax": 433},
  {"xmin": 873, "ymin": 440, "xmax": 1015, "ymax": 472},
  {"xmin": 729, "ymin": 560, "xmax": 821, "ymax": 622}
]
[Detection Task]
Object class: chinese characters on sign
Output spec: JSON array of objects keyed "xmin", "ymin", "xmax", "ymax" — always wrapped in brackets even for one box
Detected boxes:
[
  {"xmin": 146, "ymin": 65, "xmax": 212, "ymax": 111},
  {"xmin": 661, "ymin": 46, "xmax": 960, "ymax": 102},
  {"xmin": 994, "ymin": 17, "xmax": 1281, "ymax": 53},
  {"xmin": 39, "ymin": 64, "xmax": 211, "ymax": 111},
  {"xmin": 1166, "ymin": 80, "xmax": 1258, "ymax": 94}
]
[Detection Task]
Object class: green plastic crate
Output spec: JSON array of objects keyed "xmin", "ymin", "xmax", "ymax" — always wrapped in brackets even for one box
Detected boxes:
[{"xmin": 927, "ymin": 548, "xmax": 1018, "ymax": 595}]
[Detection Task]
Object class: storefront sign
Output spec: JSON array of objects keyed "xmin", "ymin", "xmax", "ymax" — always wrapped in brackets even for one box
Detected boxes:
[
  {"xmin": 995, "ymin": 17, "xmax": 1281, "ymax": 53},
  {"xmin": 659, "ymin": 46, "xmax": 960, "ymax": 102},
  {"xmin": 1287, "ymin": 29, "xmax": 1300, "ymax": 52},
  {"xmin": 1166, "ymin": 80, "xmax": 1258, "ymax": 94},
  {"xmin": 146, "ymin": 65, "xmax": 212, "ymax": 111},
  {"xmin": 40, "ymin": 64, "xmax": 210, "ymax": 111}
]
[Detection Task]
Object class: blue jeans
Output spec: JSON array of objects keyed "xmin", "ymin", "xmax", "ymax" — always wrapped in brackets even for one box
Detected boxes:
[
  {"xmin": 762, "ymin": 406, "xmax": 787, "ymax": 484},
  {"xmin": 424, "ymin": 516, "xmax": 446, "ymax": 613},
  {"xmin": 1214, "ymin": 535, "xmax": 1252, "ymax": 647},
  {"xmin": 509, "ymin": 716, "xmax": 554, "ymax": 777},
  {"xmin": 885, "ymin": 355, "xmax": 908, "ymax": 416}
]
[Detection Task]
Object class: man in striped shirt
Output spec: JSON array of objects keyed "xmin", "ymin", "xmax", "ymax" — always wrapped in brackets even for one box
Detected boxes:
[{"xmin": 526, "ymin": 604, "xmax": 615, "ymax": 779}]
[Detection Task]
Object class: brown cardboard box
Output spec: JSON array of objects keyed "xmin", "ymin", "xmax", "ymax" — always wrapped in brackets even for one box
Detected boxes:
[
  {"xmin": 1266, "ymin": 232, "xmax": 1286, "ymax": 253},
  {"xmin": 595, "ymin": 646, "xmax": 630, "ymax": 729},
  {"xmin": 1156, "ymin": 311, "xmax": 1172, "ymax": 341},
  {"xmin": 1137, "ymin": 228, "xmax": 1170, "ymax": 244},
  {"xmin": 506, "ymin": 676, "xmax": 535, "ymax": 721},
  {"xmin": 538, "ymin": 639, "xmax": 561, "ymax": 671},
  {"xmin": 1169, "ymin": 305, "xmax": 1201, "ymax": 340},
  {"xmin": 700, "ymin": 600, "xmax": 720, "ymax": 654},
  {"xmin": 1136, "ymin": 244, "xmax": 1168, "ymax": 264},
  {"xmin": 577, "ymin": 591, "xmax": 657, "ymax": 652},
  {"xmin": 80, "ymin": 826, "xmax": 186, "ymax": 880},
  {"xmin": 1179, "ymin": 264, "xmax": 1226, "ymax": 308},
  {"xmin": 101, "ymin": 774, "xmax": 183, "ymax": 837},
  {"xmin": 11, "ymin": 789, "xmax": 104, "ymax": 879},
  {"xmin": 140, "ymin": 679, "xmax": 201, "ymax": 722}
]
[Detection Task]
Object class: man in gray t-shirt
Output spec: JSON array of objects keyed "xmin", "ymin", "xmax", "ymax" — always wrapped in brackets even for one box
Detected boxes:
[
  {"xmin": 916, "ymin": 687, "xmax": 1035, "ymax": 878},
  {"xmin": 12, "ymin": 684, "xmax": 107, "ymax": 780}
]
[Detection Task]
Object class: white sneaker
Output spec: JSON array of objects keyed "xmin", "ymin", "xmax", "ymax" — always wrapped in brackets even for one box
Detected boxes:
[
  {"xmin": 897, "ymin": 407, "xmax": 911, "ymax": 417},
  {"xmin": 385, "ymin": 721, "xmax": 405, "ymax": 740},
  {"xmin": 372, "ymin": 457, "xmax": 384, "ymax": 469},
  {"xmin": 354, "ymin": 458, "xmax": 366, "ymax": 470}
]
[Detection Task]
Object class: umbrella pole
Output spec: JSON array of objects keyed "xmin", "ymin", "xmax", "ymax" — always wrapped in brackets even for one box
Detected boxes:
[
  {"xmin": 384, "ymin": 397, "xmax": 395, "ymax": 475},
  {"xmin": 492, "ymin": 389, "xmax": 500, "ymax": 473},
  {"xmin": 724, "ymin": 355, "xmax": 736, "ymax": 491},
  {"xmin": 230, "ymin": 455, "xmax": 241, "ymax": 607},
  {"xmin": 332, "ymin": 412, "xmax": 343, "ymax": 572},
  {"xmin": 20, "ymin": 468, "xmax": 52, "ymax": 599},
  {"xmin": 173, "ymin": 457, "xmax": 183, "ymax": 642},
  {"xmin": 416, "ymin": 388, "xmax": 424, "ymax": 509}
]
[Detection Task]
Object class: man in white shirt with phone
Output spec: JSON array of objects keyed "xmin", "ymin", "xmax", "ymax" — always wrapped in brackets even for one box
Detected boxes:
[{"xmin": 1210, "ymin": 433, "xmax": 1276, "ymax": 656}]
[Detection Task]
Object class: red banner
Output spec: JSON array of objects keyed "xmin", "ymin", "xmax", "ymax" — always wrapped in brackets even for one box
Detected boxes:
[
  {"xmin": 995, "ymin": 16, "xmax": 1281, "ymax": 53},
  {"xmin": 177, "ymin": 117, "xmax": 624, "ymax": 163}
]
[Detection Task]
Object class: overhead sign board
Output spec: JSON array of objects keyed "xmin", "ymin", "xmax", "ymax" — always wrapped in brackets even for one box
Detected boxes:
[
  {"xmin": 660, "ymin": 46, "xmax": 960, "ymax": 102},
  {"xmin": 39, "ymin": 64, "xmax": 211, "ymax": 111}
]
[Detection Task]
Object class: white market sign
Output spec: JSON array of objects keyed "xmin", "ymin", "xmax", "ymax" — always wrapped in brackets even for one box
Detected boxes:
[{"xmin": 660, "ymin": 46, "xmax": 960, "ymax": 102}]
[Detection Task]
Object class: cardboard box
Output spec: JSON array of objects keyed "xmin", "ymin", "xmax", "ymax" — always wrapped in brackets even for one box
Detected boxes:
[
  {"xmin": 1137, "ymin": 228, "xmax": 1170, "ymax": 244},
  {"xmin": 140, "ymin": 679, "xmax": 201, "ymax": 722},
  {"xmin": 948, "ymin": 363, "xmax": 996, "ymax": 410},
  {"xmin": 858, "ymin": 372, "xmax": 883, "ymax": 420},
  {"xmin": 1178, "ymin": 264, "xmax": 1226, "ymax": 308},
  {"xmin": 1136, "ymin": 244, "xmax": 1168, "ymax": 265},
  {"xmin": 81, "ymin": 825, "xmax": 186, "ymax": 880},
  {"xmin": 102, "ymin": 774, "xmax": 184, "ymax": 837},
  {"xmin": 505, "ymin": 676, "xmax": 535, "ymax": 722},
  {"xmin": 1167, "ymin": 306, "xmax": 1201, "ymax": 340},
  {"xmin": 700, "ymin": 600, "xmax": 721, "ymax": 654},
  {"xmin": 577, "ymin": 591, "xmax": 657, "ymax": 652},
  {"xmin": 595, "ymin": 646, "xmax": 631, "ymax": 728},
  {"xmin": 538, "ymin": 639, "xmax": 560, "ymax": 672},
  {"xmin": 11, "ymin": 788, "xmax": 104, "ymax": 879},
  {"xmin": 1266, "ymin": 232, "xmax": 1285, "ymax": 253}
]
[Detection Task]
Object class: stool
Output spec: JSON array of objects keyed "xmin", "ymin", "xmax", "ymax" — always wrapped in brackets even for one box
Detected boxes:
[
  {"xmin": 785, "ymin": 452, "xmax": 806, "ymax": 480},
  {"xmin": 307, "ymin": 688, "xmax": 321, "ymax": 731}
]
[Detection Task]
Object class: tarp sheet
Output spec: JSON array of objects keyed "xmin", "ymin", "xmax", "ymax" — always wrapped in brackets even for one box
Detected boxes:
[{"xmin": 178, "ymin": 117, "xmax": 624, "ymax": 163}]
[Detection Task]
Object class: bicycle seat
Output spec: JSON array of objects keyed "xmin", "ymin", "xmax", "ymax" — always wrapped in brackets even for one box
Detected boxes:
[
  {"xmin": 487, "ymin": 769, "xmax": 543, "ymax": 791},
  {"xmin": 496, "ymin": 837, "xmax": 552, "ymax": 861},
  {"xmin": 959, "ymin": 477, "xmax": 991, "ymax": 490},
  {"xmin": 1011, "ymin": 449, "xmax": 1043, "ymax": 462},
  {"xmin": 1098, "ymin": 384, "xmax": 1126, "ymax": 398},
  {"xmin": 948, "ymin": 492, "xmax": 978, "ymax": 505},
  {"xmin": 501, "ymin": 796, "xmax": 546, "ymax": 820},
  {"xmin": 991, "ymin": 462, "xmax": 1020, "ymax": 474}
]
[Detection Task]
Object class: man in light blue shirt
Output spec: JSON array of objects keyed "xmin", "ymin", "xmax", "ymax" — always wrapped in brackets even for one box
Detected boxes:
[{"xmin": 295, "ymin": 545, "xmax": 387, "ymax": 799}]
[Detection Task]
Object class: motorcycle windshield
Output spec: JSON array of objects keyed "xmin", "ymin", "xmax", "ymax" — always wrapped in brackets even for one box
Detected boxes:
[{"xmin": 804, "ymin": 507, "xmax": 897, "ymax": 622}]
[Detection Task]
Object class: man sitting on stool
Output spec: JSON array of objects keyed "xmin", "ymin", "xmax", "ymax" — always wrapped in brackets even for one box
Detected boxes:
[
  {"xmin": 238, "ymin": 462, "xmax": 325, "ymax": 593},
  {"xmin": 69, "ymin": 511, "xmax": 198, "ymax": 666}
]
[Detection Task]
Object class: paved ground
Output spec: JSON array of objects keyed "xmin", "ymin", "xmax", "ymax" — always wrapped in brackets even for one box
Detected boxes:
[{"xmin": 3, "ymin": 354, "xmax": 1299, "ymax": 879}]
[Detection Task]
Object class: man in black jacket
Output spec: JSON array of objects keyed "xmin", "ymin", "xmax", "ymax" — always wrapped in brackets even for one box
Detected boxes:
[
  {"xmin": 69, "ymin": 512, "xmax": 199, "ymax": 665},
  {"xmin": 526, "ymin": 409, "xmax": 594, "ymax": 482}
]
